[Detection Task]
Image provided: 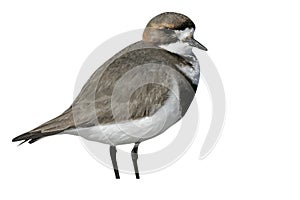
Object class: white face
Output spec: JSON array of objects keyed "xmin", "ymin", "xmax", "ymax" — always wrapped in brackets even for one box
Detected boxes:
[
  {"xmin": 175, "ymin": 27, "xmax": 194, "ymax": 40},
  {"xmin": 159, "ymin": 28, "xmax": 195, "ymax": 56},
  {"xmin": 158, "ymin": 28, "xmax": 200, "ymax": 85}
]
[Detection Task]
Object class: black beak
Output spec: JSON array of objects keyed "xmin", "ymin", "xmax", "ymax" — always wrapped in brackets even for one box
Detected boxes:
[{"xmin": 188, "ymin": 38, "xmax": 208, "ymax": 51}]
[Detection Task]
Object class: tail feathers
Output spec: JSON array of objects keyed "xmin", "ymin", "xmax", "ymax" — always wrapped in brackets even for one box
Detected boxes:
[
  {"xmin": 12, "ymin": 131, "xmax": 61, "ymax": 145},
  {"xmin": 17, "ymin": 139, "xmax": 29, "ymax": 146}
]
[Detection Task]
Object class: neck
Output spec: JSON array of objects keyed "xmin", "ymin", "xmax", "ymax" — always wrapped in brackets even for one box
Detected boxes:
[
  {"xmin": 159, "ymin": 41, "xmax": 193, "ymax": 56},
  {"xmin": 159, "ymin": 42, "xmax": 200, "ymax": 85}
]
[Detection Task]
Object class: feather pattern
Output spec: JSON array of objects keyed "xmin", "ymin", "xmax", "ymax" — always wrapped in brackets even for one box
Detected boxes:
[{"xmin": 12, "ymin": 41, "xmax": 197, "ymax": 144}]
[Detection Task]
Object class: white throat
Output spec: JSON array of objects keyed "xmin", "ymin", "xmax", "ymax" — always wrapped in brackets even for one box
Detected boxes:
[
  {"xmin": 159, "ymin": 28, "xmax": 195, "ymax": 56},
  {"xmin": 159, "ymin": 41, "xmax": 200, "ymax": 85},
  {"xmin": 159, "ymin": 41, "xmax": 193, "ymax": 56}
]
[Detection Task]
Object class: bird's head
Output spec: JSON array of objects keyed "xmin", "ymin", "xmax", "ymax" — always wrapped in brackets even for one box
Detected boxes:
[{"xmin": 143, "ymin": 12, "xmax": 207, "ymax": 56}]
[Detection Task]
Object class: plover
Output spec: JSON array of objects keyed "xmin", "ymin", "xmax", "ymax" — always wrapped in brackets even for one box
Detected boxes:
[{"xmin": 12, "ymin": 12, "xmax": 207, "ymax": 179}]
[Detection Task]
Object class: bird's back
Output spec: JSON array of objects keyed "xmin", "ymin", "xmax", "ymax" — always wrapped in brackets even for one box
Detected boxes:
[{"xmin": 12, "ymin": 41, "xmax": 196, "ymax": 144}]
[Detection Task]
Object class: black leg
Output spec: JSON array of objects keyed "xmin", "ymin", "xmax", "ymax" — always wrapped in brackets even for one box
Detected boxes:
[
  {"xmin": 131, "ymin": 142, "xmax": 140, "ymax": 179},
  {"xmin": 109, "ymin": 146, "xmax": 120, "ymax": 179}
]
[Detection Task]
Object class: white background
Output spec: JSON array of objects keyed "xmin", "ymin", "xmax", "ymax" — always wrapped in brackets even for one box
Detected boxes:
[{"xmin": 1, "ymin": 0, "xmax": 300, "ymax": 199}]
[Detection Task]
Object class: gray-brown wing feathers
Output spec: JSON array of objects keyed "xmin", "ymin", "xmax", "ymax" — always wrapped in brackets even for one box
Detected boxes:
[{"xmin": 12, "ymin": 41, "xmax": 192, "ymax": 143}]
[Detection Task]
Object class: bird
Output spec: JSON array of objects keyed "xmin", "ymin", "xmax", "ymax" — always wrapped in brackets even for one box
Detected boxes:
[{"xmin": 12, "ymin": 12, "xmax": 207, "ymax": 179}]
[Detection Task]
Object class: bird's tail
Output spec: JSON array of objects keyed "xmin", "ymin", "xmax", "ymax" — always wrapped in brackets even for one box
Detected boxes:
[
  {"xmin": 12, "ymin": 106, "xmax": 75, "ymax": 145},
  {"xmin": 12, "ymin": 130, "xmax": 61, "ymax": 145}
]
